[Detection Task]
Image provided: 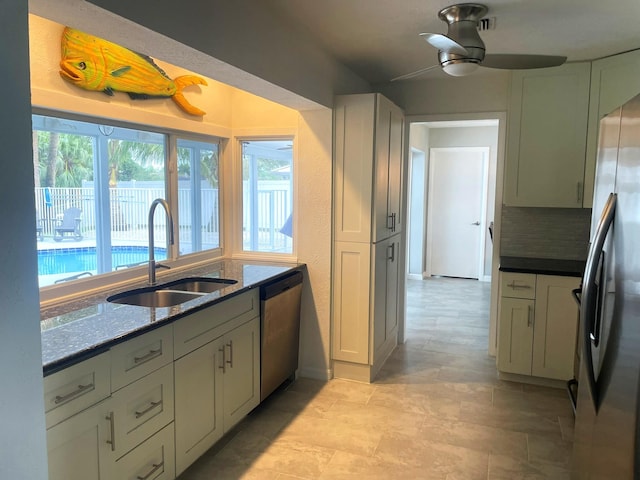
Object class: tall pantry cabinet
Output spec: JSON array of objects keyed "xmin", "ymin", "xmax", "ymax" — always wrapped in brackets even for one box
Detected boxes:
[{"xmin": 332, "ymin": 93, "xmax": 405, "ymax": 382}]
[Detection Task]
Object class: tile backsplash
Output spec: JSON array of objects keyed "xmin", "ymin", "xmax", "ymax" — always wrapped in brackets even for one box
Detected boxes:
[{"xmin": 500, "ymin": 207, "xmax": 592, "ymax": 260}]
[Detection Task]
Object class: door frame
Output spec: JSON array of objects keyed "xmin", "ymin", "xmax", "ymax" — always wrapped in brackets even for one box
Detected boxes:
[
  {"xmin": 407, "ymin": 147, "xmax": 427, "ymax": 279},
  {"xmin": 425, "ymin": 146, "xmax": 489, "ymax": 280},
  {"xmin": 400, "ymin": 112, "xmax": 507, "ymax": 357}
]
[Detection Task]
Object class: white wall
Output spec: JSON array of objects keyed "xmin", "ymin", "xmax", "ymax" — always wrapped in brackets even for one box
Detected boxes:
[
  {"xmin": 378, "ymin": 71, "xmax": 510, "ymax": 115},
  {"xmin": 30, "ymin": 0, "xmax": 370, "ymax": 110},
  {"xmin": 0, "ymin": 2, "xmax": 48, "ymax": 478}
]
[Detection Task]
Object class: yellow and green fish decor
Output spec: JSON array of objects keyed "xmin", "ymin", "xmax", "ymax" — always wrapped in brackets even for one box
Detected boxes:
[{"xmin": 59, "ymin": 27, "xmax": 207, "ymax": 117}]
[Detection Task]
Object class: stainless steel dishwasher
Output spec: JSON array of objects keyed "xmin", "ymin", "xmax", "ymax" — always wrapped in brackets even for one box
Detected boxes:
[{"xmin": 260, "ymin": 271, "xmax": 303, "ymax": 401}]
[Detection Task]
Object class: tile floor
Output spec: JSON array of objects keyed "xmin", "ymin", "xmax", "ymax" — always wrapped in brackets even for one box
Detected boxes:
[{"xmin": 178, "ymin": 277, "xmax": 575, "ymax": 479}]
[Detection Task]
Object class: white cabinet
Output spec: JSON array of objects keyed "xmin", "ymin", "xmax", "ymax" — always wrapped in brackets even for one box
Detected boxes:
[
  {"xmin": 504, "ymin": 63, "xmax": 591, "ymax": 208},
  {"xmin": 174, "ymin": 337, "xmax": 224, "ymax": 475},
  {"xmin": 43, "ymin": 351, "xmax": 111, "ymax": 429},
  {"xmin": 332, "ymin": 235, "xmax": 401, "ymax": 382},
  {"xmin": 332, "ymin": 93, "xmax": 404, "ymax": 383},
  {"xmin": 114, "ymin": 423, "xmax": 175, "ymax": 480},
  {"xmin": 45, "ymin": 327, "xmax": 175, "ymax": 480},
  {"xmin": 334, "ymin": 93, "xmax": 404, "ymax": 243},
  {"xmin": 46, "ymin": 398, "xmax": 114, "ymax": 480},
  {"xmin": 173, "ymin": 290, "xmax": 260, "ymax": 476},
  {"xmin": 45, "ymin": 287, "xmax": 265, "ymax": 480},
  {"xmin": 372, "ymin": 234, "xmax": 401, "ymax": 356},
  {"xmin": 497, "ymin": 272, "xmax": 580, "ymax": 381},
  {"xmin": 584, "ymin": 49, "xmax": 640, "ymax": 207}
]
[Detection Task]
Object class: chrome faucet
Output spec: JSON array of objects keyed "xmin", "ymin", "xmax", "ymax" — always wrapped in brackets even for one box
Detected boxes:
[{"xmin": 148, "ymin": 198, "xmax": 174, "ymax": 285}]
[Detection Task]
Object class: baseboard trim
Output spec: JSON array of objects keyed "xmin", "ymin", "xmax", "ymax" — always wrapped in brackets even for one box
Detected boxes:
[{"xmin": 297, "ymin": 366, "xmax": 332, "ymax": 381}]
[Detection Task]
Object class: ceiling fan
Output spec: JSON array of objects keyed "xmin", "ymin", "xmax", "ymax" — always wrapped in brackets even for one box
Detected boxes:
[{"xmin": 392, "ymin": 3, "xmax": 567, "ymax": 80}]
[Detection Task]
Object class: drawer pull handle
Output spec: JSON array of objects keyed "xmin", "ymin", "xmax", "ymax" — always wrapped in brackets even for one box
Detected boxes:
[
  {"xmin": 105, "ymin": 412, "xmax": 116, "ymax": 451},
  {"xmin": 137, "ymin": 461, "xmax": 164, "ymax": 480},
  {"xmin": 135, "ymin": 400, "xmax": 162, "ymax": 419},
  {"xmin": 54, "ymin": 382, "xmax": 94, "ymax": 404},
  {"xmin": 507, "ymin": 281, "xmax": 532, "ymax": 290},
  {"xmin": 134, "ymin": 348, "xmax": 161, "ymax": 364}
]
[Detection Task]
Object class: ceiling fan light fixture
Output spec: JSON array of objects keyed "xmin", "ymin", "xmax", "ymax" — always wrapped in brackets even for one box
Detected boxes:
[{"xmin": 442, "ymin": 61, "xmax": 479, "ymax": 76}]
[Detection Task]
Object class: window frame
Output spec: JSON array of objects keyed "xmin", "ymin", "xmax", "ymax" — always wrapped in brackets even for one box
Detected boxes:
[
  {"xmin": 232, "ymin": 134, "xmax": 297, "ymax": 262},
  {"xmin": 34, "ymin": 108, "xmax": 225, "ymax": 306}
]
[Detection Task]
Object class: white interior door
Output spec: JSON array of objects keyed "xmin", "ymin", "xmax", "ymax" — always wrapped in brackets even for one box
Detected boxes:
[{"xmin": 426, "ymin": 147, "xmax": 488, "ymax": 279}]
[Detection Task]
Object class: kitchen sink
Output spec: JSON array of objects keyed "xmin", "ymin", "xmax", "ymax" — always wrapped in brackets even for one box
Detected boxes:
[
  {"xmin": 107, "ymin": 277, "xmax": 238, "ymax": 307},
  {"xmin": 108, "ymin": 289, "xmax": 205, "ymax": 307},
  {"xmin": 164, "ymin": 277, "xmax": 238, "ymax": 293}
]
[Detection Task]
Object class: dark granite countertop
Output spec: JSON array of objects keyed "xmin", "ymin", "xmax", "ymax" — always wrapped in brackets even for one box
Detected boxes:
[
  {"xmin": 40, "ymin": 259, "xmax": 305, "ymax": 376},
  {"xmin": 499, "ymin": 256, "xmax": 585, "ymax": 278}
]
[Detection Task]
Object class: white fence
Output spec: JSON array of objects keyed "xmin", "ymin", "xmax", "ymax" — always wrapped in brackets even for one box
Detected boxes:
[{"xmin": 35, "ymin": 182, "xmax": 291, "ymax": 251}]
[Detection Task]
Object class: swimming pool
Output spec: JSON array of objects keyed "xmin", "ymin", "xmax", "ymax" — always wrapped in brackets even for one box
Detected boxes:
[{"xmin": 38, "ymin": 246, "xmax": 167, "ymax": 276}]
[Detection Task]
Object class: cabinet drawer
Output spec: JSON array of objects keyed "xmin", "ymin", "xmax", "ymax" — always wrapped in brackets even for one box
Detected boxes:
[
  {"xmin": 114, "ymin": 422, "xmax": 175, "ymax": 480},
  {"xmin": 500, "ymin": 272, "xmax": 536, "ymax": 299},
  {"xmin": 44, "ymin": 352, "xmax": 111, "ymax": 429},
  {"xmin": 112, "ymin": 363, "xmax": 174, "ymax": 457},
  {"xmin": 111, "ymin": 325, "xmax": 173, "ymax": 391},
  {"xmin": 174, "ymin": 290, "xmax": 259, "ymax": 359}
]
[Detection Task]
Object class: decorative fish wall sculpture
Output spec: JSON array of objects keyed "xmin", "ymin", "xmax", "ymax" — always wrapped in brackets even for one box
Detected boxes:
[{"xmin": 59, "ymin": 27, "xmax": 207, "ymax": 116}]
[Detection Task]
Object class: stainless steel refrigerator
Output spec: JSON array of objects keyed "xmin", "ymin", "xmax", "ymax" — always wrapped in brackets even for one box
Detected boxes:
[{"xmin": 572, "ymin": 94, "xmax": 640, "ymax": 478}]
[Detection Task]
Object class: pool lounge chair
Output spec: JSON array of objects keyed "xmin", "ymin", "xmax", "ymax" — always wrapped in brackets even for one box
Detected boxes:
[
  {"xmin": 53, "ymin": 207, "xmax": 83, "ymax": 242},
  {"xmin": 36, "ymin": 214, "xmax": 43, "ymax": 241}
]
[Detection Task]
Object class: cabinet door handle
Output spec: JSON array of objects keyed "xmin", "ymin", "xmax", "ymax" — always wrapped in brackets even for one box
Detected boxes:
[
  {"xmin": 218, "ymin": 346, "xmax": 226, "ymax": 373},
  {"xmin": 392, "ymin": 212, "xmax": 397, "ymax": 232},
  {"xmin": 54, "ymin": 382, "xmax": 94, "ymax": 404},
  {"xmin": 527, "ymin": 305, "xmax": 534, "ymax": 327},
  {"xmin": 105, "ymin": 412, "xmax": 116, "ymax": 451},
  {"xmin": 577, "ymin": 181, "xmax": 583, "ymax": 203},
  {"xmin": 226, "ymin": 340, "xmax": 234, "ymax": 368},
  {"xmin": 137, "ymin": 462, "xmax": 164, "ymax": 480},
  {"xmin": 387, "ymin": 214, "xmax": 394, "ymax": 230},
  {"xmin": 134, "ymin": 348, "xmax": 161, "ymax": 365},
  {"xmin": 507, "ymin": 281, "xmax": 531, "ymax": 290},
  {"xmin": 387, "ymin": 243, "xmax": 395, "ymax": 262},
  {"xmin": 135, "ymin": 400, "xmax": 162, "ymax": 419}
]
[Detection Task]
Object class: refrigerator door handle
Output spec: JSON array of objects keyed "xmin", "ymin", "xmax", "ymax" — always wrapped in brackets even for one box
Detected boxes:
[{"xmin": 581, "ymin": 192, "xmax": 617, "ymax": 410}]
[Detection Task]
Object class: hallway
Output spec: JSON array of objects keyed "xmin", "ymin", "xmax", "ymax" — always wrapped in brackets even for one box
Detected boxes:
[{"xmin": 179, "ymin": 277, "xmax": 574, "ymax": 479}]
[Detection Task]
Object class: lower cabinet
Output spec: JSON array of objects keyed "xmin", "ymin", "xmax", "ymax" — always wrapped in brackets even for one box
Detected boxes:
[
  {"xmin": 46, "ymin": 398, "xmax": 115, "ymax": 480},
  {"xmin": 45, "ymin": 289, "xmax": 264, "ymax": 480},
  {"xmin": 174, "ymin": 316, "xmax": 260, "ymax": 476},
  {"xmin": 114, "ymin": 422, "xmax": 175, "ymax": 480},
  {"xmin": 332, "ymin": 234, "xmax": 401, "ymax": 382},
  {"xmin": 497, "ymin": 272, "xmax": 580, "ymax": 381}
]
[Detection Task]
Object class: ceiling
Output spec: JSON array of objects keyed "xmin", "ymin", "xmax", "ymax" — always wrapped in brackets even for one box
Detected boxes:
[{"xmin": 267, "ymin": 0, "xmax": 640, "ymax": 84}]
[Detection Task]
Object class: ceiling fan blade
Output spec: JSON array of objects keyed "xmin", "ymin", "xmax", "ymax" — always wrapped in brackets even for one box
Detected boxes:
[
  {"xmin": 390, "ymin": 64, "xmax": 441, "ymax": 82},
  {"xmin": 420, "ymin": 33, "xmax": 468, "ymax": 55},
  {"xmin": 482, "ymin": 54, "xmax": 567, "ymax": 70}
]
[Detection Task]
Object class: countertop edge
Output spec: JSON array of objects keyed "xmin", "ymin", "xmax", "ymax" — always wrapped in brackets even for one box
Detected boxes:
[
  {"xmin": 42, "ymin": 261, "xmax": 306, "ymax": 376},
  {"xmin": 498, "ymin": 256, "xmax": 585, "ymax": 278}
]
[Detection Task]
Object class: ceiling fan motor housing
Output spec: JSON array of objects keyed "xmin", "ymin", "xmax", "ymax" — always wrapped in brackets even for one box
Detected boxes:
[{"xmin": 438, "ymin": 3, "xmax": 488, "ymax": 67}]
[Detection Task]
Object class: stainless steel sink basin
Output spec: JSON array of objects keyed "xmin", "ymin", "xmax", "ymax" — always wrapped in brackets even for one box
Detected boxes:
[
  {"xmin": 107, "ymin": 277, "xmax": 237, "ymax": 307},
  {"xmin": 108, "ymin": 288, "xmax": 205, "ymax": 307},
  {"xmin": 164, "ymin": 277, "xmax": 238, "ymax": 293}
]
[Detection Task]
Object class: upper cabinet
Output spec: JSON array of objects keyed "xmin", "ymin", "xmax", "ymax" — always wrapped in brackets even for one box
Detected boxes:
[
  {"xmin": 504, "ymin": 63, "xmax": 591, "ymax": 208},
  {"xmin": 334, "ymin": 93, "xmax": 404, "ymax": 243},
  {"xmin": 583, "ymin": 49, "xmax": 640, "ymax": 207}
]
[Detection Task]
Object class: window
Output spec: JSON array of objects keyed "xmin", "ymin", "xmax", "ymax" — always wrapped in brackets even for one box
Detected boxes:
[
  {"xmin": 33, "ymin": 113, "xmax": 221, "ymax": 289},
  {"xmin": 177, "ymin": 138, "xmax": 220, "ymax": 255},
  {"xmin": 240, "ymin": 139, "xmax": 293, "ymax": 254}
]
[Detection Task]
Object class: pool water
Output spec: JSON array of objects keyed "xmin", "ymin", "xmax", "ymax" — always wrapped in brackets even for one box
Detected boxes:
[{"xmin": 38, "ymin": 246, "xmax": 167, "ymax": 276}]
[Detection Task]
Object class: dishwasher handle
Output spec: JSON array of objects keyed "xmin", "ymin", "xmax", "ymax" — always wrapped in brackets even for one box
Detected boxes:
[{"xmin": 260, "ymin": 271, "xmax": 303, "ymax": 301}]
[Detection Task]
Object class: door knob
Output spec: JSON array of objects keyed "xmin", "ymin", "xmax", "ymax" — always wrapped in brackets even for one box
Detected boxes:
[{"xmin": 471, "ymin": 221, "xmax": 480, "ymax": 226}]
